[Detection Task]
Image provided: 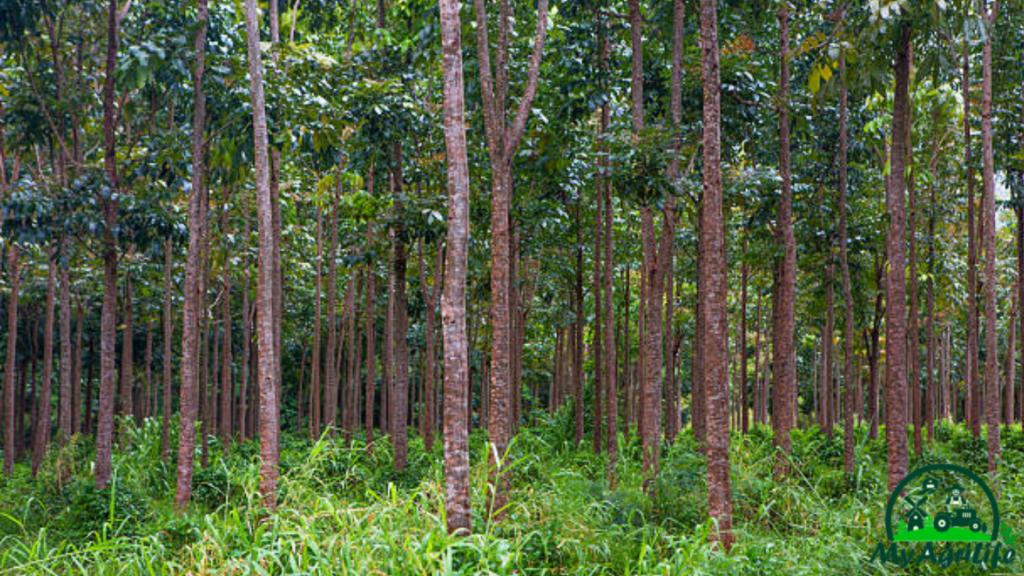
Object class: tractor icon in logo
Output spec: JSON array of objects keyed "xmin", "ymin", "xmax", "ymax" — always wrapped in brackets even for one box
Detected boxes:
[{"xmin": 934, "ymin": 483, "xmax": 985, "ymax": 534}]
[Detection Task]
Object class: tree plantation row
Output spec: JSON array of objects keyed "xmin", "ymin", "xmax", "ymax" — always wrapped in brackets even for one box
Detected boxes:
[{"xmin": 1, "ymin": 0, "xmax": 1023, "ymax": 558}]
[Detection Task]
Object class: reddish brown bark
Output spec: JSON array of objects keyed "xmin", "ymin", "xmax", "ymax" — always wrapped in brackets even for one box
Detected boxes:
[
  {"xmin": 981, "ymin": 1, "xmax": 999, "ymax": 473},
  {"xmin": 771, "ymin": 5, "xmax": 797, "ymax": 477},
  {"xmin": 838, "ymin": 47, "xmax": 855, "ymax": 474},
  {"xmin": 472, "ymin": 0, "xmax": 549, "ymax": 515},
  {"xmin": 310, "ymin": 209, "xmax": 322, "ymax": 438},
  {"xmin": 174, "ymin": 0, "xmax": 209, "ymax": 510},
  {"xmin": 699, "ymin": 0, "xmax": 733, "ymax": 549},
  {"xmin": 161, "ymin": 239, "xmax": 173, "ymax": 459},
  {"xmin": 885, "ymin": 21, "xmax": 912, "ymax": 492},
  {"xmin": 59, "ymin": 258, "xmax": 72, "ymax": 443},
  {"xmin": 242, "ymin": 0, "xmax": 282, "ymax": 510},
  {"xmin": 964, "ymin": 33, "xmax": 980, "ymax": 438},
  {"xmin": 32, "ymin": 247, "xmax": 57, "ymax": 475},
  {"xmin": 438, "ymin": 0, "xmax": 472, "ymax": 531},
  {"xmin": 220, "ymin": 191, "xmax": 233, "ymax": 449},
  {"xmin": 95, "ymin": 0, "xmax": 127, "ymax": 490},
  {"xmin": 3, "ymin": 245, "xmax": 19, "ymax": 476}
]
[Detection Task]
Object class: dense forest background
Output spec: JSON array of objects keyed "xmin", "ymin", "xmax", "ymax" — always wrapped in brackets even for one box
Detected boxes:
[{"xmin": 0, "ymin": 0, "xmax": 1023, "ymax": 573}]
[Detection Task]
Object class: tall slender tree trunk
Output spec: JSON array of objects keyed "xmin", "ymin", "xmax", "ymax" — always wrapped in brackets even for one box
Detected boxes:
[
  {"xmin": 95, "ymin": 0, "xmax": 127, "ymax": 490},
  {"xmin": 240, "ymin": 213, "xmax": 251, "ymax": 440},
  {"xmin": 964, "ymin": 33, "xmax": 981, "ymax": 439},
  {"xmin": 700, "ymin": 0, "xmax": 733, "ymax": 549},
  {"xmin": 822, "ymin": 263, "xmax": 834, "ymax": 435},
  {"xmin": 120, "ymin": 273, "xmax": 134, "ymax": 441},
  {"xmin": 738, "ymin": 237, "xmax": 748, "ymax": 435},
  {"xmin": 438, "ymin": 0, "xmax": 472, "ymax": 531},
  {"xmin": 392, "ymin": 142, "xmax": 410, "ymax": 470},
  {"xmin": 162, "ymin": 240, "xmax": 173, "ymax": 458},
  {"xmin": 59, "ymin": 257, "xmax": 73, "ymax": 443},
  {"xmin": 885, "ymin": 21, "xmax": 912, "ymax": 492},
  {"xmin": 3, "ymin": 246, "xmax": 19, "ymax": 476},
  {"xmin": 772, "ymin": 4, "xmax": 797, "ymax": 477},
  {"xmin": 981, "ymin": 1, "xmax": 1000, "ymax": 474},
  {"xmin": 220, "ymin": 190, "xmax": 233, "ymax": 450},
  {"xmin": 311, "ymin": 210, "xmax": 322, "ymax": 438},
  {"xmin": 664, "ymin": 0, "xmax": 684, "ymax": 444},
  {"xmin": 73, "ymin": 306, "xmax": 83, "ymax": 435},
  {"xmin": 325, "ymin": 182, "xmax": 339, "ymax": 432},
  {"xmin": 838, "ymin": 46, "xmax": 855, "ymax": 473},
  {"xmin": 32, "ymin": 247, "xmax": 57, "ymax": 475},
  {"xmin": 174, "ymin": 0, "xmax": 209, "ymax": 510},
  {"xmin": 574, "ymin": 204, "xmax": 584, "ymax": 448},
  {"xmin": 243, "ymin": 0, "xmax": 282, "ymax": 510},
  {"xmin": 1006, "ymin": 294, "xmax": 1017, "ymax": 425}
]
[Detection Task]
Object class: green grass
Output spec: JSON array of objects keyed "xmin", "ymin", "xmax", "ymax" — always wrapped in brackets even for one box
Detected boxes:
[
  {"xmin": 894, "ymin": 518, "xmax": 992, "ymax": 542},
  {"xmin": 0, "ymin": 414, "xmax": 1021, "ymax": 575}
]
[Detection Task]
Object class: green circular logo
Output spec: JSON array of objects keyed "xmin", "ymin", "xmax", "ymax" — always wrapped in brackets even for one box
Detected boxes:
[{"xmin": 885, "ymin": 464, "xmax": 1000, "ymax": 543}]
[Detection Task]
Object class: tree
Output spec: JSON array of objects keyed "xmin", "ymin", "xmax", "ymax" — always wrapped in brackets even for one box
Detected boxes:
[
  {"xmin": 175, "ymin": 0, "xmax": 209, "ymax": 510},
  {"xmin": 885, "ymin": 20, "xmax": 912, "ymax": 492},
  {"xmin": 4, "ymin": 245, "xmax": 20, "ymax": 476},
  {"xmin": 472, "ymin": 0, "xmax": 549, "ymax": 514},
  {"xmin": 982, "ymin": 0, "xmax": 999, "ymax": 474},
  {"xmin": 838, "ymin": 42, "xmax": 855, "ymax": 475},
  {"xmin": 438, "ymin": 0, "xmax": 472, "ymax": 534},
  {"xmin": 700, "ymin": 0, "xmax": 734, "ymax": 551},
  {"xmin": 31, "ymin": 246, "xmax": 57, "ymax": 475},
  {"xmin": 772, "ymin": 2, "xmax": 797, "ymax": 477},
  {"xmin": 242, "ymin": 0, "xmax": 281, "ymax": 510}
]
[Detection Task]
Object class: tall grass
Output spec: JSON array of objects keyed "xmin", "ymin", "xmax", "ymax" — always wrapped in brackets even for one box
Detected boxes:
[{"xmin": 0, "ymin": 414, "xmax": 1020, "ymax": 574}]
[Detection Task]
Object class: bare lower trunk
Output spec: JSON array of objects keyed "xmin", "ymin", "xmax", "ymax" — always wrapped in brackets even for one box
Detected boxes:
[
  {"xmin": 4, "ymin": 246, "xmax": 20, "ymax": 476},
  {"xmin": 174, "ymin": 0, "xmax": 209, "ymax": 509},
  {"xmin": 438, "ymin": 0, "xmax": 472, "ymax": 531},
  {"xmin": 162, "ymin": 240, "xmax": 173, "ymax": 459},
  {"xmin": 700, "ymin": 0, "xmax": 733, "ymax": 549},
  {"xmin": 886, "ymin": 22, "xmax": 912, "ymax": 491},
  {"xmin": 59, "ymin": 261, "xmax": 73, "ymax": 443},
  {"xmin": 981, "ymin": 2, "xmax": 999, "ymax": 474},
  {"xmin": 772, "ymin": 5, "xmax": 797, "ymax": 477},
  {"xmin": 838, "ymin": 47, "xmax": 855, "ymax": 473},
  {"xmin": 32, "ymin": 248, "xmax": 57, "ymax": 475}
]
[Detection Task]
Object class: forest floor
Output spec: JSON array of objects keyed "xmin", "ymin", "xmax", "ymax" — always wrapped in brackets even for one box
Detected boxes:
[{"xmin": 0, "ymin": 412, "xmax": 1022, "ymax": 575}]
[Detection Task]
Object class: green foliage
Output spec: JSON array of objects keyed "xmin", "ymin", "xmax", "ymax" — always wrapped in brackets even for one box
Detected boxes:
[{"xmin": 1, "ymin": 421, "xmax": 1020, "ymax": 574}]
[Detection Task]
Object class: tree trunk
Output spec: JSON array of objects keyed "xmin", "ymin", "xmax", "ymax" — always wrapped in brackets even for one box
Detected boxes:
[
  {"xmin": 392, "ymin": 141, "xmax": 410, "ymax": 470},
  {"xmin": 981, "ymin": 1, "xmax": 999, "ymax": 474},
  {"xmin": 59, "ymin": 258, "xmax": 72, "ymax": 443},
  {"xmin": 885, "ymin": 21, "xmax": 912, "ymax": 492},
  {"xmin": 574, "ymin": 203, "xmax": 584, "ymax": 448},
  {"xmin": 242, "ymin": 0, "xmax": 282, "ymax": 510},
  {"xmin": 438, "ymin": 0, "xmax": 472, "ymax": 531},
  {"xmin": 73, "ymin": 306, "xmax": 83, "ymax": 436},
  {"xmin": 119, "ymin": 273, "xmax": 134, "ymax": 442},
  {"xmin": 311, "ymin": 209, "xmax": 322, "ymax": 438},
  {"xmin": 96, "ymin": 0, "xmax": 126, "ymax": 490},
  {"xmin": 822, "ymin": 262, "xmax": 834, "ymax": 435},
  {"xmin": 325, "ymin": 180, "xmax": 340, "ymax": 432},
  {"xmin": 772, "ymin": 4, "xmax": 797, "ymax": 477},
  {"xmin": 700, "ymin": 0, "xmax": 733, "ymax": 549},
  {"xmin": 174, "ymin": 0, "xmax": 209, "ymax": 509},
  {"xmin": 220, "ymin": 190, "xmax": 233, "ymax": 450},
  {"xmin": 964, "ymin": 32, "xmax": 981, "ymax": 439},
  {"xmin": 740, "ymin": 236, "xmax": 748, "ymax": 435},
  {"xmin": 838, "ymin": 46, "xmax": 855, "ymax": 473},
  {"xmin": 32, "ymin": 247, "xmax": 57, "ymax": 475},
  {"xmin": 162, "ymin": 240, "xmax": 173, "ymax": 458},
  {"xmin": 3, "ymin": 246, "xmax": 19, "ymax": 476}
]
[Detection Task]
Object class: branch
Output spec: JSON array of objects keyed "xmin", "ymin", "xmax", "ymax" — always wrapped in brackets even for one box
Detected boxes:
[
  {"xmin": 472, "ymin": 0, "xmax": 502, "ymax": 165},
  {"xmin": 504, "ymin": 0, "xmax": 549, "ymax": 160}
]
